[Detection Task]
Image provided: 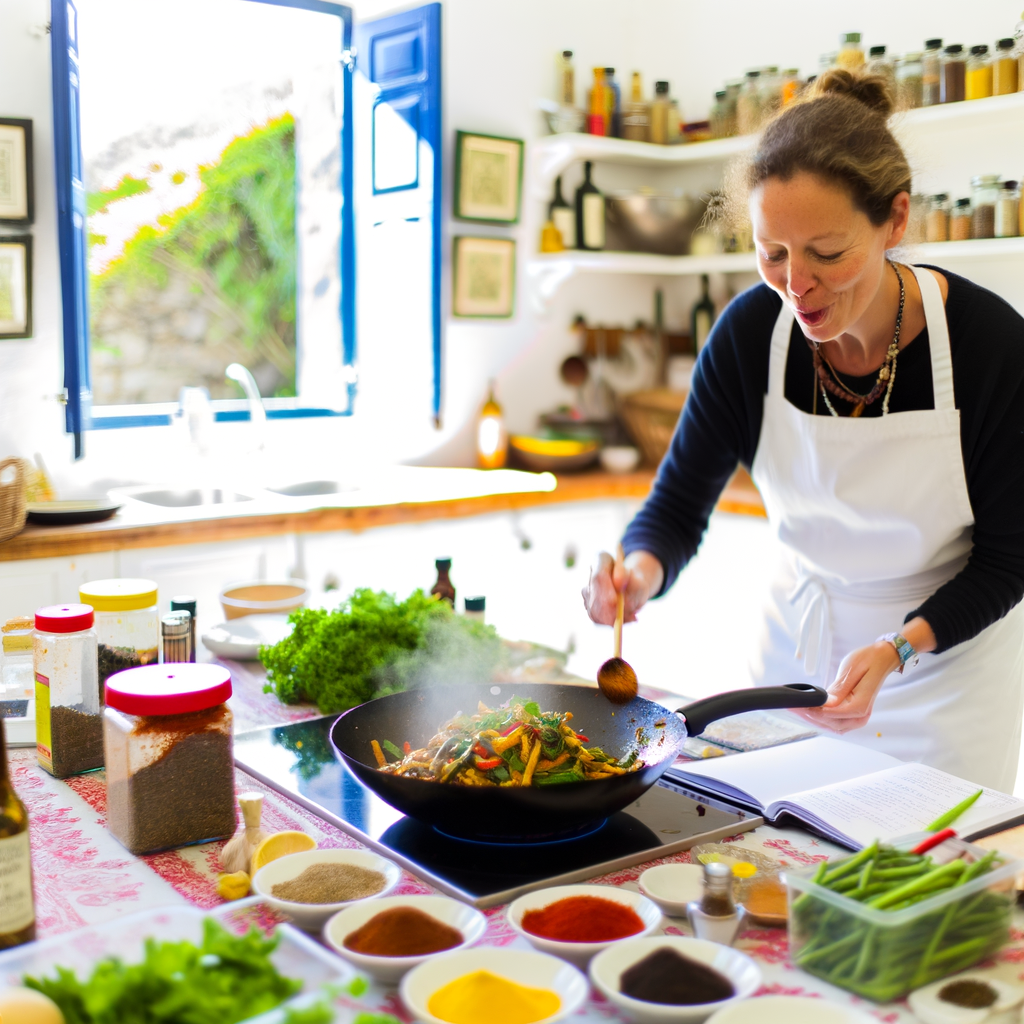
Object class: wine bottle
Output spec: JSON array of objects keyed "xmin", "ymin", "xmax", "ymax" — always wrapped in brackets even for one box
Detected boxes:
[
  {"xmin": 575, "ymin": 161, "xmax": 605, "ymax": 251},
  {"xmin": 692, "ymin": 274, "xmax": 716, "ymax": 353},
  {"xmin": 549, "ymin": 176, "xmax": 574, "ymax": 250},
  {"xmin": 0, "ymin": 717, "xmax": 35, "ymax": 949}
]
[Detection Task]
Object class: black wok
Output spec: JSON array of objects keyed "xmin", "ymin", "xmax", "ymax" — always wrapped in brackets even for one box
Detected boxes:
[{"xmin": 330, "ymin": 681, "xmax": 826, "ymax": 840}]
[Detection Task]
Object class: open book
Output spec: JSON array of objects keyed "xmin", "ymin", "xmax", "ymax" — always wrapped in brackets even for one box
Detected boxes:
[{"xmin": 666, "ymin": 736, "xmax": 1024, "ymax": 850}]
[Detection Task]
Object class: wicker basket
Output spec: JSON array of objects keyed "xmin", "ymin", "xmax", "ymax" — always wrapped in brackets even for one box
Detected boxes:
[
  {"xmin": 0, "ymin": 458, "xmax": 27, "ymax": 542},
  {"xmin": 618, "ymin": 389, "xmax": 687, "ymax": 466}
]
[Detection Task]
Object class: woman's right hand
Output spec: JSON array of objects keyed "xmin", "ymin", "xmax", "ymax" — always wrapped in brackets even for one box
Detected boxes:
[{"xmin": 582, "ymin": 549, "xmax": 664, "ymax": 625}]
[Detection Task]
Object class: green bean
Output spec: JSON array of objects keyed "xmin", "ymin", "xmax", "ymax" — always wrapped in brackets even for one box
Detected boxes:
[
  {"xmin": 823, "ymin": 841, "xmax": 879, "ymax": 885},
  {"xmin": 868, "ymin": 860, "xmax": 966, "ymax": 909}
]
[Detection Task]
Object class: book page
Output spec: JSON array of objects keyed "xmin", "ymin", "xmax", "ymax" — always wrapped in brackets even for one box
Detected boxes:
[
  {"xmin": 672, "ymin": 735, "xmax": 902, "ymax": 810},
  {"xmin": 781, "ymin": 762, "xmax": 1024, "ymax": 848}
]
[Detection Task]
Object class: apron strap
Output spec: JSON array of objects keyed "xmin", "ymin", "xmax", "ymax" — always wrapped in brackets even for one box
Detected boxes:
[
  {"xmin": 767, "ymin": 299, "xmax": 795, "ymax": 399},
  {"xmin": 908, "ymin": 264, "xmax": 955, "ymax": 412}
]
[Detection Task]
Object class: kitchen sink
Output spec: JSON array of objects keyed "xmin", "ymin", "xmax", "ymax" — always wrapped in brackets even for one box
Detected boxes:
[
  {"xmin": 124, "ymin": 488, "xmax": 255, "ymax": 507},
  {"xmin": 266, "ymin": 480, "xmax": 357, "ymax": 497}
]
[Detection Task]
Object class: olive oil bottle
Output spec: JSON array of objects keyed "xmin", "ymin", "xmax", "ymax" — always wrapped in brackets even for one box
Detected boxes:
[{"xmin": 0, "ymin": 716, "xmax": 35, "ymax": 948}]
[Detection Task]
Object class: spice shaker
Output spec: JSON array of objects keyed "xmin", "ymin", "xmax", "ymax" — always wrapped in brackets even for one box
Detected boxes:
[
  {"xmin": 921, "ymin": 38, "xmax": 943, "ymax": 106},
  {"xmin": 463, "ymin": 597, "xmax": 486, "ymax": 622},
  {"xmin": 995, "ymin": 181, "xmax": 1020, "ymax": 238},
  {"xmin": 971, "ymin": 175, "xmax": 1001, "ymax": 239},
  {"xmin": 79, "ymin": 578, "xmax": 159, "ymax": 685},
  {"xmin": 2, "ymin": 618, "xmax": 34, "ymax": 700},
  {"xmin": 170, "ymin": 596, "xmax": 198, "ymax": 662},
  {"xmin": 161, "ymin": 612, "xmax": 191, "ymax": 663},
  {"xmin": 104, "ymin": 663, "xmax": 235, "ymax": 855},
  {"xmin": 950, "ymin": 198, "xmax": 972, "ymax": 240},
  {"xmin": 895, "ymin": 52, "xmax": 923, "ymax": 110},
  {"xmin": 687, "ymin": 861, "xmax": 746, "ymax": 946},
  {"xmin": 926, "ymin": 194, "xmax": 950, "ymax": 243},
  {"xmin": 940, "ymin": 45, "xmax": 966, "ymax": 104},
  {"xmin": 34, "ymin": 604, "xmax": 102, "ymax": 778}
]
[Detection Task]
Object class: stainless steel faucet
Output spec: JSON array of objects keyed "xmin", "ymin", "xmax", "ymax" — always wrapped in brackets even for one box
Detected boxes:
[{"xmin": 225, "ymin": 363, "xmax": 267, "ymax": 452}]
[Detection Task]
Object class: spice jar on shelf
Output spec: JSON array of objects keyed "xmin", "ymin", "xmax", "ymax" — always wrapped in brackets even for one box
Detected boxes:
[
  {"xmin": 896, "ymin": 52, "xmax": 924, "ymax": 109},
  {"xmin": 104, "ymin": 663, "xmax": 235, "ymax": 855},
  {"xmin": 950, "ymin": 198, "xmax": 972, "ymax": 240},
  {"xmin": 79, "ymin": 579, "xmax": 159, "ymax": 686},
  {"xmin": 836, "ymin": 32, "xmax": 865, "ymax": 70},
  {"xmin": 736, "ymin": 71, "xmax": 762, "ymax": 135},
  {"xmin": 867, "ymin": 46, "xmax": 896, "ymax": 91},
  {"xmin": 921, "ymin": 38, "xmax": 943, "ymax": 106},
  {"xmin": 926, "ymin": 194, "xmax": 950, "ymax": 242},
  {"xmin": 996, "ymin": 181, "xmax": 1020, "ymax": 238},
  {"xmin": 941, "ymin": 45, "xmax": 966, "ymax": 103},
  {"xmin": 966, "ymin": 45, "xmax": 993, "ymax": 99},
  {"xmin": 34, "ymin": 604, "xmax": 102, "ymax": 778},
  {"xmin": 993, "ymin": 38, "xmax": 1018, "ymax": 94},
  {"xmin": 971, "ymin": 175, "xmax": 1001, "ymax": 238}
]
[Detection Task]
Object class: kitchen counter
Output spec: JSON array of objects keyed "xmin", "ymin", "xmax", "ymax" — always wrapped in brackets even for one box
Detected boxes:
[{"xmin": 0, "ymin": 465, "xmax": 763, "ymax": 562}]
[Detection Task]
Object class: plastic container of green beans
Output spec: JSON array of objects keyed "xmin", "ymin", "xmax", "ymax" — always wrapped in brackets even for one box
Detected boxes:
[{"xmin": 785, "ymin": 840, "xmax": 1021, "ymax": 1003}]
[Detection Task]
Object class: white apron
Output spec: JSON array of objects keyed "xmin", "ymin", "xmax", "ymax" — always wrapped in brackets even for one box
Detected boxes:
[{"xmin": 750, "ymin": 265, "xmax": 1024, "ymax": 791}]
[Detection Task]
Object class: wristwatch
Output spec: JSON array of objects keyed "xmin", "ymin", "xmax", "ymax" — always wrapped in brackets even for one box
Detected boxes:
[{"xmin": 878, "ymin": 632, "xmax": 919, "ymax": 673}]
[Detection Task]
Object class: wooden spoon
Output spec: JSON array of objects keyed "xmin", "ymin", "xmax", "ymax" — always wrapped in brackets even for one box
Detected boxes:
[{"xmin": 597, "ymin": 544, "xmax": 639, "ymax": 704}]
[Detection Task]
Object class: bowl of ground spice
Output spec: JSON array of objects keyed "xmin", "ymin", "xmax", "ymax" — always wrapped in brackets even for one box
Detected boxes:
[
  {"xmin": 401, "ymin": 947, "xmax": 588, "ymax": 1024},
  {"xmin": 589, "ymin": 936, "xmax": 761, "ymax": 1024},
  {"xmin": 507, "ymin": 884, "xmax": 662, "ymax": 966},
  {"xmin": 252, "ymin": 848, "xmax": 400, "ymax": 932},
  {"xmin": 324, "ymin": 894, "xmax": 487, "ymax": 983}
]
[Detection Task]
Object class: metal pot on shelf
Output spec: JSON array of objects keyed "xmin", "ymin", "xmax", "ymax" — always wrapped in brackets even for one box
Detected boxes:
[{"xmin": 605, "ymin": 190, "xmax": 703, "ymax": 256}]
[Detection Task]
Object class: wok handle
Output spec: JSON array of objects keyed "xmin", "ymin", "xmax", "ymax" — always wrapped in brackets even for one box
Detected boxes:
[{"xmin": 679, "ymin": 683, "xmax": 828, "ymax": 738}]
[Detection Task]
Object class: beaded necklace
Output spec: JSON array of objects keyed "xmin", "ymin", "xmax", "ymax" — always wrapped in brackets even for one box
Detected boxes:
[{"xmin": 809, "ymin": 261, "xmax": 905, "ymax": 418}]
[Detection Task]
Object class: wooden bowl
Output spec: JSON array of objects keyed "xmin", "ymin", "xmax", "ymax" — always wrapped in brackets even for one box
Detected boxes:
[{"xmin": 219, "ymin": 580, "xmax": 310, "ymax": 621}]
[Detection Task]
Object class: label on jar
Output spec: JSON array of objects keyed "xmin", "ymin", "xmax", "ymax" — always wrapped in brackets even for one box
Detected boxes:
[
  {"xmin": 35, "ymin": 671, "xmax": 53, "ymax": 773},
  {"xmin": 582, "ymin": 193, "xmax": 605, "ymax": 249},
  {"xmin": 0, "ymin": 831, "xmax": 35, "ymax": 934}
]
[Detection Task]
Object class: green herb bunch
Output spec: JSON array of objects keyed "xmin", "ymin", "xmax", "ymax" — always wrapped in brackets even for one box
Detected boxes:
[{"xmin": 260, "ymin": 589, "xmax": 503, "ymax": 713}]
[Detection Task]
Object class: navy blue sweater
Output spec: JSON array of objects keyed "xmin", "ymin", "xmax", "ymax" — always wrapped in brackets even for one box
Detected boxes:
[{"xmin": 622, "ymin": 268, "xmax": 1024, "ymax": 653}]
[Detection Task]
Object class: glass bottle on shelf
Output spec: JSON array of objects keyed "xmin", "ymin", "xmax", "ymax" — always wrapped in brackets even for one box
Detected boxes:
[
  {"xmin": 995, "ymin": 181, "xmax": 1020, "ymax": 238},
  {"xmin": 966, "ymin": 45, "xmax": 993, "ymax": 99},
  {"xmin": 993, "ymin": 38, "xmax": 1018, "ymax": 94},
  {"xmin": 0, "ymin": 718, "xmax": 35, "ymax": 950},
  {"xmin": 549, "ymin": 175, "xmax": 574, "ymax": 250},
  {"xmin": 692, "ymin": 275, "xmax": 716, "ymax": 352},
  {"xmin": 950, "ymin": 198, "xmax": 972, "ymax": 240},
  {"xmin": 836, "ymin": 32, "xmax": 865, "ymax": 70},
  {"xmin": 603, "ymin": 68, "xmax": 621, "ymax": 137},
  {"xmin": 759, "ymin": 66, "xmax": 782, "ymax": 120},
  {"xmin": 736, "ymin": 70, "xmax": 762, "ymax": 135},
  {"xmin": 896, "ymin": 52, "xmax": 924, "ymax": 109},
  {"xmin": 649, "ymin": 80, "xmax": 671, "ymax": 144},
  {"xmin": 575, "ymin": 161, "xmax": 605, "ymax": 250},
  {"xmin": 621, "ymin": 72, "xmax": 650, "ymax": 142},
  {"xmin": 723, "ymin": 80, "xmax": 742, "ymax": 136},
  {"xmin": 922, "ymin": 38, "xmax": 943, "ymax": 106},
  {"xmin": 926, "ymin": 194, "xmax": 950, "ymax": 242},
  {"xmin": 867, "ymin": 45, "xmax": 896, "ymax": 91},
  {"xmin": 710, "ymin": 90, "xmax": 729, "ymax": 138},
  {"xmin": 780, "ymin": 69, "xmax": 802, "ymax": 107},
  {"xmin": 941, "ymin": 44, "xmax": 966, "ymax": 103},
  {"xmin": 557, "ymin": 49, "xmax": 575, "ymax": 106},
  {"xmin": 970, "ymin": 175, "xmax": 1000, "ymax": 238},
  {"xmin": 587, "ymin": 67, "xmax": 606, "ymax": 136}
]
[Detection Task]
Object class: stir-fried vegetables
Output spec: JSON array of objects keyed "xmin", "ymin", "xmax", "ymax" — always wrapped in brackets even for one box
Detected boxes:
[{"xmin": 372, "ymin": 696, "xmax": 643, "ymax": 787}]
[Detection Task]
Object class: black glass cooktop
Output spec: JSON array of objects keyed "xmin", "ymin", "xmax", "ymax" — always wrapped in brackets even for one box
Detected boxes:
[{"xmin": 234, "ymin": 716, "xmax": 762, "ymax": 907}]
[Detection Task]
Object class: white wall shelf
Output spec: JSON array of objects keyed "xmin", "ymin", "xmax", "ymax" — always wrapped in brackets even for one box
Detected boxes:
[{"xmin": 913, "ymin": 237, "xmax": 1024, "ymax": 261}]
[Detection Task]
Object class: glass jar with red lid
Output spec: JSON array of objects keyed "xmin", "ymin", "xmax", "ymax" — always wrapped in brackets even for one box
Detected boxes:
[
  {"xmin": 33, "ymin": 604, "xmax": 102, "ymax": 778},
  {"xmin": 104, "ymin": 663, "xmax": 235, "ymax": 855}
]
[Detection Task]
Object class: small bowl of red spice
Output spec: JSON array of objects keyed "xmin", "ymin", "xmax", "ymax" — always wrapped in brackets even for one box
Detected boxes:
[
  {"xmin": 507, "ymin": 884, "xmax": 662, "ymax": 966},
  {"xmin": 324, "ymin": 894, "xmax": 488, "ymax": 983}
]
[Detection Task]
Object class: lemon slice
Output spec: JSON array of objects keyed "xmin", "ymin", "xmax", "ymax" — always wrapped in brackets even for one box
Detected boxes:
[{"xmin": 251, "ymin": 830, "xmax": 316, "ymax": 872}]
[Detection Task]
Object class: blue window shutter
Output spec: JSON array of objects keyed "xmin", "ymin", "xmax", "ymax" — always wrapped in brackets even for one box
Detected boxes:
[
  {"xmin": 355, "ymin": 3, "xmax": 442, "ymax": 423},
  {"xmin": 51, "ymin": 0, "xmax": 90, "ymax": 458}
]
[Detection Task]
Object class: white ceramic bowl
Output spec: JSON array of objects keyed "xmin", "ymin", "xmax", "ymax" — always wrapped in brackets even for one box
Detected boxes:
[
  {"xmin": 600, "ymin": 445, "xmax": 642, "ymax": 474},
  {"xmin": 589, "ymin": 935, "xmax": 762, "ymax": 1024},
  {"xmin": 323, "ymin": 895, "xmax": 488, "ymax": 984},
  {"xmin": 638, "ymin": 863, "xmax": 705, "ymax": 918},
  {"xmin": 507, "ymin": 884, "xmax": 662, "ymax": 966},
  {"xmin": 705, "ymin": 995, "xmax": 877, "ymax": 1024},
  {"xmin": 251, "ymin": 848, "xmax": 400, "ymax": 932},
  {"xmin": 401, "ymin": 947, "xmax": 588, "ymax": 1024},
  {"xmin": 219, "ymin": 579, "xmax": 310, "ymax": 620}
]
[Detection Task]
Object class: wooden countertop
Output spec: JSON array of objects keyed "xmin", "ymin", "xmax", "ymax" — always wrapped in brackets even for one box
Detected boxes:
[{"xmin": 0, "ymin": 466, "xmax": 763, "ymax": 562}]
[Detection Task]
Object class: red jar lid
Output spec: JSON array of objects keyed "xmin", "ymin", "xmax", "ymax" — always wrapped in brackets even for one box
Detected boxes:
[
  {"xmin": 35, "ymin": 604, "xmax": 94, "ymax": 633},
  {"xmin": 105, "ymin": 663, "xmax": 232, "ymax": 716}
]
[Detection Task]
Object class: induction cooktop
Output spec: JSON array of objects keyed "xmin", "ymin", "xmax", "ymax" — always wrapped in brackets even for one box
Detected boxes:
[{"xmin": 234, "ymin": 716, "xmax": 762, "ymax": 907}]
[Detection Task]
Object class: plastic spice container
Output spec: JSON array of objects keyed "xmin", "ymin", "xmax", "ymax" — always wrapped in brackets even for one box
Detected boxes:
[
  {"xmin": 966, "ymin": 45, "xmax": 993, "ymax": 99},
  {"xmin": 896, "ymin": 52, "xmax": 923, "ymax": 109},
  {"xmin": 926, "ymin": 194, "xmax": 950, "ymax": 242},
  {"xmin": 996, "ymin": 180, "xmax": 1020, "ymax": 238},
  {"xmin": 941, "ymin": 45, "xmax": 966, "ymax": 103},
  {"xmin": 34, "ymin": 604, "xmax": 102, "ymax": 778},
  {"xmin": 2, "ymin": 618, "xmax": 34, "ymax": 700},
  {"xmin": 950, "ymin": 198, "xmax": 972, "ymax": 240},
  {"xmin": 971, "ymin": 175, "xmax": 1001, "ymax": 238},
  {"xmin": 79, "ymin": 579, "xmax": 159, "ymax": 686},
  {"xmin": 993, "ymin": 39, "xmax": 1018, "ymax": 94},
  {"xmin": 104, "ymin": 663, "xmax": 235, "ymax": 855},
  {"xmin": 921, "ymin": 38, "xmax": 943, "ymax": 105}
]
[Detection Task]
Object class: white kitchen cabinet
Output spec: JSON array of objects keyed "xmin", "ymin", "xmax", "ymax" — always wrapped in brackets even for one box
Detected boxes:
[{"xmin": 0, "ymin": 552, "xmax": 118, "ymax": 622}]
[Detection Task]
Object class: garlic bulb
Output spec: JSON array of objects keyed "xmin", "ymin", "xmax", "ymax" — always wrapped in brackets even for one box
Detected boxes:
[{"xmin": 220, "ymin": 792, "xmax": 269, "ymax": 874}]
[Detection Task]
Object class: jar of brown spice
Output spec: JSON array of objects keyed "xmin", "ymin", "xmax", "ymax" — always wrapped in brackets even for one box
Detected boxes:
[
  {"xmin": 971, "ymin": 175, "xmax": 1001, "ymax": 238},
  {"xmin": 104, "ymin": 663, "xmax": 235, "ymax": 855},
  {"xmin": 941, "ymin": 44, "xmax": 966, "ymax": 103},
  {"xmin": 950, "ymin": 198, "xmax": 972, "ymax": 240},
  {"xmin": 926, "ymin": 194, "xmax": 950, "ymax": 242}
]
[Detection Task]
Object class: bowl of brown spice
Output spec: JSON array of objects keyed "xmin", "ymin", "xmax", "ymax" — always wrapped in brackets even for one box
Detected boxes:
[
  {"xmin": 252, "ymin": 848, "xmax": 400, "ymax": 932},
  {"xmin": 324, "ymin": 894, "xmax": 488, "ymax": 983}
]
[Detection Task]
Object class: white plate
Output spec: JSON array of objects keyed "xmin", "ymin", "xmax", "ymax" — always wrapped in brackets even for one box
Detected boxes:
[
  {"xmin": 507, "ymin": 884, "xmax": 662, "ymax": 967},
  {"xmin": 324, "ymin": 894, "xmax": 487, "ymax": 984},
  {"xmin": 638, "ymin": 863, "xmax": 706, "ymax": 917},
  {"xmin": 706, "ymin": 995, "xmax": 877, "ymax": 1024},
  {"xmin": 590, "ymin": 935, "xmax": 762, "ymax": 1024},
  {"xmin": 401, "ymin": 947, "xmax": 588, "ymax": 1024},
  {"xmin": 201, "ymin": 613, "xmax": 292, "ymax": 660}
]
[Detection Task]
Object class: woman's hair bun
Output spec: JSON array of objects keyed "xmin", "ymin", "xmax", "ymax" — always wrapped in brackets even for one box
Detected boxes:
[{"xmin": 811, "ymin": 67, "xmax": 894, "ymax": 118}]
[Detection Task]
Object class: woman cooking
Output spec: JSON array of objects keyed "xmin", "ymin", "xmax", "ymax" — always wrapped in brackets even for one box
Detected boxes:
[{"xmin": 583, "ymin": 69, "xmax": 1024, "ymax": 792}]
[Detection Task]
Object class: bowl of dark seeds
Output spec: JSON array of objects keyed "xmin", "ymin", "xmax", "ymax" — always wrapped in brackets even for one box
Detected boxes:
[{"xmin": 252, "ymin": 848, "xmax": 401, "ymax": 931}]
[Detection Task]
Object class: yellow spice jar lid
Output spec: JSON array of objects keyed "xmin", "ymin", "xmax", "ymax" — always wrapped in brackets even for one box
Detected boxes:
[{"xmin": 79, "ymin": 578, "xmax": 158, "ymax": 612}]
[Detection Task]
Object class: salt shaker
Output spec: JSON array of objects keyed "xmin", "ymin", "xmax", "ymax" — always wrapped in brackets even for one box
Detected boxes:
[{"xmin": 687, "ymin": 862, "xmax": 746, "ymax": 946}]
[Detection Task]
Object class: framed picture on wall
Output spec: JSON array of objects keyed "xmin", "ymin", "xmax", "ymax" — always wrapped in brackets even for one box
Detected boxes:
[
  {"xmin": 453, "ymin": 131, "xmax": 523, "ymax": 223},
  {"xmin": 0, "ymin": 235, "xmax": 32, "ymax": 339},
  {"xmin": 452, "ymin": 236, "xmax": 515, "ymax": 318},
  {"xmin": 0, "ymin": 119, "xmax": 34, "ymax": 225}
]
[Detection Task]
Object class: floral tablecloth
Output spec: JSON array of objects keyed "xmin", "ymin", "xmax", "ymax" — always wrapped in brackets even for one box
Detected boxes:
[{"xmin": 9, "ymin": 660, "xmax": 1024, "ymax": 1023}]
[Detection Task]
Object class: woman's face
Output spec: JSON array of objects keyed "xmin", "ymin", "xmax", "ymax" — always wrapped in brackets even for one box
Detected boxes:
[{"xmin": 750, "ymin": 172, "xmax": 909, "ymax": 344}]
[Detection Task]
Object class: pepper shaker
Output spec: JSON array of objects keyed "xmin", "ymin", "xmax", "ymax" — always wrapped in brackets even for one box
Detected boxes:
[{"xmin": 687, "ymin": 862, "xmax": 746, "ymax": 946}]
